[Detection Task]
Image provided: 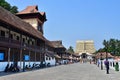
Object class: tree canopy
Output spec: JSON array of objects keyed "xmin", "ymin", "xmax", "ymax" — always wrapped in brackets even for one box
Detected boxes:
[
  {"xmin": 0, "ymin": 0, "xmax": 18, "ymax": 14},
  {"xmin": 97, "ymin": 38, "xmax": 120, "ymax": 56},
  {"xmin": 67, "ymin": 46, "xmax": 74, "ymax": 54}
]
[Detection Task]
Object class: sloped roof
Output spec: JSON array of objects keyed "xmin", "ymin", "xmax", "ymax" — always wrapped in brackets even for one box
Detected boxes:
[
  {"xmin": 72, "ymin": 53, "xmax": 80, "ymax": 57},
  {"xmin": 0, "ymin": 6, "xmax": 46, "ymax": 41},
  {"xmin": 45, "ymin": 51, "xmax": 61, "ymax": 58},
  {"xmin": 45, "ymin": 51, "xmax": 54, "ymax": 57},
  {"xmin": 45, "ymin": 39, "xmax": 54, "ymax": 48},
  {"xmin": 51, "ymin": 40, "xmax": 66, "ymax": 49},
  {"xmin": 17, "ymin": 5, "xmax": 45, "ymax": 16},
  {"xmin": 95, "ymin": 52, "xmax": 114, "ymax": 59}
]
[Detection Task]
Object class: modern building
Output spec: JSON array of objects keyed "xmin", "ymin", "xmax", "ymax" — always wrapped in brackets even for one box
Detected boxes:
[{"xmin": 75, "ymin": 40, "xmax": 96, "ymax": 59}]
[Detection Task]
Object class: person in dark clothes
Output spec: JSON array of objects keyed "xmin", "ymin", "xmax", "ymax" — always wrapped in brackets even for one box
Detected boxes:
[
  {"xmin": 104, "ymin": 60, "xmax": 109, "ymax": 74},
  {"xmin": 4, "ymin": 64, "xmax": 9, "ymax": 72}
]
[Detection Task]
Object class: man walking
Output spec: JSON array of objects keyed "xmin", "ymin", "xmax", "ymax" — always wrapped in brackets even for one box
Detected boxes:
[{"xmin": 104, "ymin": 60, "xmax": 109, "ymax": 74}]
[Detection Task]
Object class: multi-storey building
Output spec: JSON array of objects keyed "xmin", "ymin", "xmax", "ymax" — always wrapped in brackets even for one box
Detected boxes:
[
  {"xmin": 0, "ymin": 6, "xmax": 48, "ymax": 71},
  {"xmin": 75, "ymin": 40, "xmax": 96, "ymax": 59},
  {"xmin": 75, "ymin": 40, "xmax": 96, "ymax": 54},
  {"xmin": 0, "ymin": 5, "xmax": 69, "ymax": 71}
]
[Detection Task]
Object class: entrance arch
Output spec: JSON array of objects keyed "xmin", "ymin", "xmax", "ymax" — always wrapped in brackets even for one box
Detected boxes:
[{"xmin": 81, "ymin": 53, "xmax": 87, "ymax": 59}]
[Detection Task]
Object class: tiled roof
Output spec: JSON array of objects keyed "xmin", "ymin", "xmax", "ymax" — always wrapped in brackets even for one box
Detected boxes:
[
  {"xmin": 45, "ymin": 39, "xmax": 54, "ymax": 48},
  {"xmin": 45, "ymin": 51, "xmax": 54, "ymax": 57},
  {"xmin": 45, "ymin": 51, "xmax": 61, "ymax": 58},
  {"xmin": 17, "ymin": 5, "xmax": 45, "ymax": 16},
  {"xmin": 51, "ymin": 40, "xmax": 66, "ymax": 49},
  {"xmin": 72, "ymin": 53, "xmax": 80, "ymax": 57},
  {"xmin": 95, "ymin": 52, "xmax": 114, "ymax": 59},
  {"xmin": 0, "ymin": 6, "xmax": 46, "ymax": 41}
]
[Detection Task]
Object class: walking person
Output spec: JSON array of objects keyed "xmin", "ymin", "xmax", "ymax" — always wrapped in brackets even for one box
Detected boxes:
[
  {"xmin": 104, "ymin": 60, "xmax": 109, "ymax": 74},
  {"xmin": 97, "ymin": 60, "xmax": 100, "ymax": 67}
]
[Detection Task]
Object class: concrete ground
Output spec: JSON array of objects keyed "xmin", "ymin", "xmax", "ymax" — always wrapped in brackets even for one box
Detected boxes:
[{"xmin": 0, "ymin": 63, "xmax": 120, "ymax": 80}]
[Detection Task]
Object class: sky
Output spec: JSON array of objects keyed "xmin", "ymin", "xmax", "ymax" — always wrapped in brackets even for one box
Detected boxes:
[{"xmin": 6, "ymin": 0, "xmax": 120, "ymax": 50}]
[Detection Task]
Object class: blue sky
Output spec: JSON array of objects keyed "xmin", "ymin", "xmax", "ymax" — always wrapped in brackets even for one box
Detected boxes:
[{"xmin": 6, "ymin": 0, "xmax": 120, "ymax": 50}]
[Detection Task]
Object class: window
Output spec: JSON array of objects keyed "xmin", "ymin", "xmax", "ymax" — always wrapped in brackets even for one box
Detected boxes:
[
  {"xmin": 49, "ymin": 57, "xmax": 51, "ymax": 60},
  {"xmin": 46, "ymin": 57, "xmax": 48, "ymax": 60},
  {"xmin": 1, "ymin": 30, "xmax": 5, "ymax": 37},
  {"xmin": 23, "ymin": 38, "xmax": 25, "ymax": 43},
  {"xmin": 32, "ymin": 41, "xmax": 34, "ymax": 45},
  {"xmin": 38, "ymin": 26, "xmax": 41, "ymax": 31},
  {"xmin": 16, "ymin": 36, "xmax": 19, "ymax": 40},
  {"xmin": 10, "ymin": 34, "xmax": 13, "ymax": 39},
  {"xmin": 28, "ymin": 40, "xmax": 30, "ymax": 44}
]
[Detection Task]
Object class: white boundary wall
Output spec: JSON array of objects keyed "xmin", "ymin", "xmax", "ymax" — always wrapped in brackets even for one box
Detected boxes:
[
  {"xmin": 97, "ymin": 58, "xmax": 120, "ymax": 71},
  {"xmin": 0, "ymin": 61, "xmax": 42, "ymax": 71}
]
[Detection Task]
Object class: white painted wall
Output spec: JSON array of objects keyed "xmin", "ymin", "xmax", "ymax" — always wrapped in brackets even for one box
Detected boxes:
[
  {"xmin": 0, "ymin": 61, "xmax": 42, "ymax": 71},
  {"xmin": 0, "ymin": 62, "xmax": 8, "ymax": 71},
  {"xmin": 45, "ymin": 56, "xmax": 56, "ymax": 66},
  {"xmin": 97, "ymin": 58, "xmax": 120, "ymax": 71}
]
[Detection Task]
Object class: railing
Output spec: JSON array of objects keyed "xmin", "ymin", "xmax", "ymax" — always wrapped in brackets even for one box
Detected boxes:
[
  {"xmin": 11, "ymin": 39, "xmax": 21, "ymax": 45},
  {"xmin": 0, "ymin": 36, "xmax": 9, "ymax": 42},
  {"xmin": 0, "ymin": 36, "xmax": 45, "ymax": 52},
  {"xmin": 29, "ymin": 45, "xmax": 35, "ymax": 49},
  {"xmin": 22, "ymin": 43, "xmax": 45, "ymax": 52},
  {"xmin": 36, "ymin": 46, "xmax": 40, "ymax": 50}
]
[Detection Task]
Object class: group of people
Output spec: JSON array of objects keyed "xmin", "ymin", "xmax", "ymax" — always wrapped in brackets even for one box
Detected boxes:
[
  {"xmin": 97, "ymin": 59, "xmax": 119, "ymax": 74},
  {"xmin": 4, "ymin": 64, "xmax": 20, "ymax": 72},
  {"xmin": 4, "ymin": 62, "xmax": 49, "ymax": 72}
]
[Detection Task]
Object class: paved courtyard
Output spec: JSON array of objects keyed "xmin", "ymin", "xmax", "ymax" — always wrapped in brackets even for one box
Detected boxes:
[{"xmin": 0, "ymin": 63, "xmax": 120, "ymax": 80}]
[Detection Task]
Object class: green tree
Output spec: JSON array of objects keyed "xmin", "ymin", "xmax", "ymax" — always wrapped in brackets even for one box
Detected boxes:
[
  {"xmin": 0, "ymin": 0, "xmax": 18, "ymax": 14},
  {"xmin": 98, "ymin": 39, "xmax": 120, "ymax": 56},
  {"xmin": 67, "ymin": 46, "xmax": 74, "ymax": 54}
]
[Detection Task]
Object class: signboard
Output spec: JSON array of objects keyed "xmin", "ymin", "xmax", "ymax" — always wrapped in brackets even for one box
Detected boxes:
[
  {"xmin": 24, "ymin": 55, "xmax": 30, "ymax": 61},
  {"xmin": 0, "ymin": 52, "xmax": 4, "ymax": 60}
]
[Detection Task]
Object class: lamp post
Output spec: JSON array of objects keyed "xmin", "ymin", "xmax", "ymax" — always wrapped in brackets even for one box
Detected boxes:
[
  {"xmin": 105, "ymin": 43, "xmax": 109, "ymax": 74},
  {"xmin": 23, "ymin": 44, "xmax": 26, "ymax": 72},
  {"xmin": 100, "ymin": 53, "xmax": 103, "ymax": 70},
  {"xmin": 23, "ymin": 55, "xmax": 25, "ymax": 72},
  {"xmin": 106, "ymin": 47, "xmax": 108, "ymax": 61}
]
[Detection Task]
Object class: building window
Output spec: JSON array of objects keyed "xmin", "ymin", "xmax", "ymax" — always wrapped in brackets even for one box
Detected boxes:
[
  {"xmin": 23, "ymin": 38, "xmax": 25, "ymax": 43},
  {"xmin": 46, "ymin": 57, "xmax": 48, "ymax": 60},
  {"xmin": 10, "ymin": 34, "xmax": 13, "ymax": 39},
  {"xmin": 1, "ymin": 30, "xmax": 5, "ymax": 37},
  {"xmin": 49, "ymin": 57, "xmax": 51, "ymax": 60},
  {"xmin": 32, "ymin": 41, "xmax": 34, "ymax": 45},
  {"xmin": 16, "ymin": 36, "xmax": 19, "ymax": 40},
  {"xmin": 28, "ymin": 40, "xmax": 30, "ymax": 44},
  {"xmin": 38, "ymin": 26, "xmax": 41, "ymax": 31}
]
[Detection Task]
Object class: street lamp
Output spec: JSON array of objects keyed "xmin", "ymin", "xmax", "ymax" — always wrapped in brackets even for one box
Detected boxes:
[
  {"xmin": 105, "ymin": 41, "xmax": 108, "ymax": 61},
  {"xmin": 23, "ymin": 55, "xmax": 25, "ymax": 72},
  {"xmin": 106, "ymin": 48, "xmax": 108, "ymax": 61},
  {"xmin": 23, "ymin": 44, "xmax": 26, "ymax": 72},
  {"xmin": 100, "ymin": 53, "xmax": 103, "ymax": 70}
]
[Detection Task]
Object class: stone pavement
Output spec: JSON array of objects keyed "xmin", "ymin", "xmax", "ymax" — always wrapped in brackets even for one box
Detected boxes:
[{"xmin": 0, "ymin": 63, "xmax": 120, "ymax": 80}]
